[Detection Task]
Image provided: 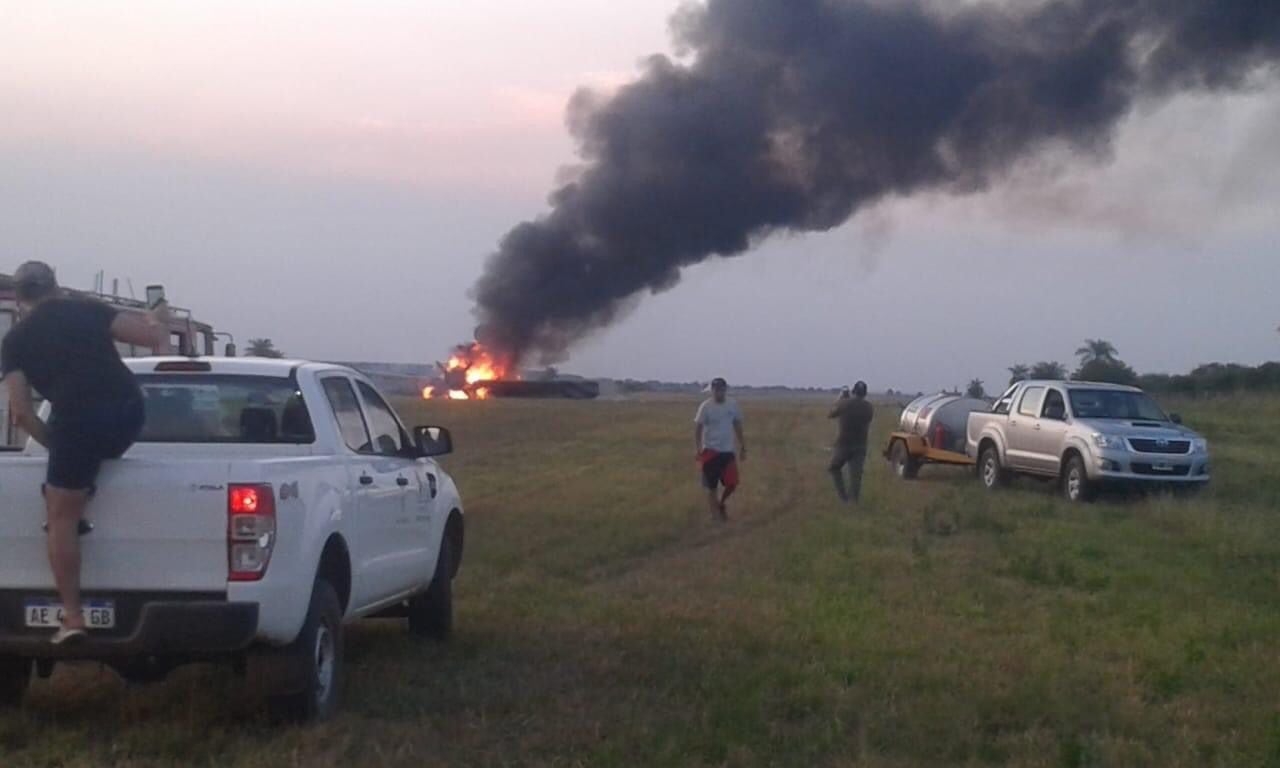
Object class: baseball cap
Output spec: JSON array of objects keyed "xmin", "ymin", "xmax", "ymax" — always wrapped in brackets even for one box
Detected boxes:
[{"xmin": 711, "ymin": 377, "xmax": 728, "ymax": 389}]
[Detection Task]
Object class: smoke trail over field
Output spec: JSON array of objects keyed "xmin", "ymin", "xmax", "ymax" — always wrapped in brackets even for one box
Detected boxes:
[{"xmin": 472, "ymin": 0, "xmax": 1280, "ymax": 364}]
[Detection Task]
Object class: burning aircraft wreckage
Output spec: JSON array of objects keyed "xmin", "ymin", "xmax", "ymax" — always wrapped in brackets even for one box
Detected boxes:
[{"xmin": 420, "ymin": 342, "xmax": 599, "ymax": 401}]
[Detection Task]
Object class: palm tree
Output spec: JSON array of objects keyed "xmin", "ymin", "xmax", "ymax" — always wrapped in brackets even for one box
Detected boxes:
[
  {"xmin": 245, "ymin": 338, "xmax": 285, "ymax": 358},
  {"xmin": 966, "ymin": 379, "xmax": 986, "ymax": 399},
  {"xmin": 1008, "ymin": 364, "xmax": 1030, "ymax": 385},
  {"xmin": 1030, "ymin": 361, "xmax": 1068, "ymax": 380},
  {"xmin": 1076, "ymin": 339, "xmax": 1118, "ymax": 365}
]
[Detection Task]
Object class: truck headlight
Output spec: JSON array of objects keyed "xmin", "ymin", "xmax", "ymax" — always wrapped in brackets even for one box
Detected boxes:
[
  {"xmin": 1092, "ymin": 433, "xmax": 1127, "ymax": 451},
  {"xmin": 1193, "ymin": 438, "xmax": 1209, "ymax": 454}
]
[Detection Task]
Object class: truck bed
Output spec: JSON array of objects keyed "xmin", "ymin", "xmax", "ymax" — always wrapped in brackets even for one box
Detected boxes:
[{"xmin": 0, "ymin": 445, "xmax": 307, "ymax": 592}]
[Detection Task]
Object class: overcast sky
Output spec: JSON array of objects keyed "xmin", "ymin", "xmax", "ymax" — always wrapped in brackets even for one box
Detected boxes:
[{"xmin": 2, "ymin": 1, "xmax": 1277, "ymax": 392}]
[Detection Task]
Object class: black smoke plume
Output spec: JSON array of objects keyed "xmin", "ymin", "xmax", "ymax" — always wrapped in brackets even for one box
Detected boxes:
[{"xmin": 472, "ymin": 0, "xmax": 1280, "ymax": 364}]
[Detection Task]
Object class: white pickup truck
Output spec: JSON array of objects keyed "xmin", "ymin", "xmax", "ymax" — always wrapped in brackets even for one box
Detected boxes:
[{"xmin": 0, "ymin": 357, "xmax": 464, "ymax": 721}]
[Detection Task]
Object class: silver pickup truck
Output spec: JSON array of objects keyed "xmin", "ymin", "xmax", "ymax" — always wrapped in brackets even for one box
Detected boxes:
[{"xmin": 966, "ymin": 380, "xmax": 1210, "ymax": 502}]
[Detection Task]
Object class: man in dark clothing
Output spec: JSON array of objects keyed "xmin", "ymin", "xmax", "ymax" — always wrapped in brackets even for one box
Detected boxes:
[
  {"xmin": 1, "ymin": 261, "xmax": 169, "ymax": 644},
  {"xmin": 828, "ymin": 380, "xmax": 874, "ymax": 503}
]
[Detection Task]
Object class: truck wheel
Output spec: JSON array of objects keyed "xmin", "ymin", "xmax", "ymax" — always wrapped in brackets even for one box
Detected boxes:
[
  {"xmin": 268, "ymin": 579, "xmax": 344, "ymax": 723},
  {"xmin": 0, "ymin": 656, "xmax": 31, "ymax": 708},
  {"xmin": 408, "ymin": 534, "xmax": 453, "ymax": 641},
  {"xmin": 1062, "ymin": 456, "xmax": 1095, "ymax": 503},
  {"xmin": 979, "ymin": 446, "xmax": 1007, "ymax": 491},
  {"xmin": 890, "ymin": 441, "xmax": 920, "ymax": 480}
]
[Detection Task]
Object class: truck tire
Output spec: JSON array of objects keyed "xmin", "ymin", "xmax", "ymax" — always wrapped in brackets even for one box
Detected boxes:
[
  {"xmin": 0, "ymin": 656, "xmax": 31, "ymax": 708},
  {"xmin": 890, "ymin": 440, "xmax": 920, "ymax": 480},
  {"xmin": 408, "ymin": 534, "xmax": 453, "ymax": 641},
  {"xmin": 1062, "ymin": 456, "xmax": 1095, "ymax": 503},
  {"xmin": 268, "ymin": 579, "xmax": 344, "ymax": 723},
  {"xmin": 979, "ymin": 446, "xmax": 1008, "ymax": 491}
]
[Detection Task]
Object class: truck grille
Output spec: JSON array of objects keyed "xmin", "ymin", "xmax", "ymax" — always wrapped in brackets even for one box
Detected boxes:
[
  {"xmin": 1131, "ymin": 462, "xmax": 1192, "ymax": 477},
  {"xmin": 1128, "ymin": 438, "xmax": 1191, "ymax": 455}
]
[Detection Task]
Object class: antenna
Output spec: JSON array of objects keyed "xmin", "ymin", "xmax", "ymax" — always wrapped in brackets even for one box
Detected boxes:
[{"xmin": 126, "ymin": 279, "xmax": 136, "ymax": 299}]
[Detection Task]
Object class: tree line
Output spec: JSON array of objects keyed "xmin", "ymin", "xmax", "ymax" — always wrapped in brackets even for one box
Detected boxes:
[
  {"xmin": 246, "ymin": 335, "xmax": 1278, "ymax": 400},
  {"xmin": 985, "ymin": 338, "xmax": 1280, "ymax": 398}
]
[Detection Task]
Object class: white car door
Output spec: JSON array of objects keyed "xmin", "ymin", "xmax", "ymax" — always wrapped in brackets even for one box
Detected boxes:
[
  {"xmin": 354, "ymin": 380, "xmax": 430, "ymax": 597},
  {"xmin": 319, "ymin": 375, "xmax": 386, "ymax": 610}
]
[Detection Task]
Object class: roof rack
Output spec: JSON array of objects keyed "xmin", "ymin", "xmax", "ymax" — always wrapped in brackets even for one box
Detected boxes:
[{"xmin": 80, "ymin": 288, "xmax": 197, "ymax": 323}]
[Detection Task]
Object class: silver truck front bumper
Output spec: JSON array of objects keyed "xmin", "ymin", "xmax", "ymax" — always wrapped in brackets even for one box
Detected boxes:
[{"xmin": 1091, "ymin": 450, "xmax": 1210, "ymax": 484}]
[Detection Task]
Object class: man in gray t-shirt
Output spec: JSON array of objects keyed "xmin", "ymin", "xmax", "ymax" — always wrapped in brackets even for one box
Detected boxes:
[{"xmin": 694, "ymin": 378, "xmax": 746, "ymax": 522}]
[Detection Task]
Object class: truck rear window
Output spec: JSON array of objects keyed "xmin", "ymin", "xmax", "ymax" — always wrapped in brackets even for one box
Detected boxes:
[{"xmin": 134, "ymin": 375, "xmax": 315, "ymax": 444}]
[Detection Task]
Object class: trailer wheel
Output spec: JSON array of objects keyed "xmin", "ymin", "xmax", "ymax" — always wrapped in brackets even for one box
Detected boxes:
[
  {"xmin": 890, "ymin": 441, "xmax": 920, "ymax": 480},
  {"xmin": 979, "ymin": 446, "xmax": 1008, "ymax": 491}
]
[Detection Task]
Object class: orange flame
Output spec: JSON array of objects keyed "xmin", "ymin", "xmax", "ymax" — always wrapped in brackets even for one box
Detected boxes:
[
  {"xmin": 419, "ymin": 343, "xmax": 509, "ymax": 401},
  {"xmin": 424, "ymin": 343, "xmax": 514, "ymax": 401}
]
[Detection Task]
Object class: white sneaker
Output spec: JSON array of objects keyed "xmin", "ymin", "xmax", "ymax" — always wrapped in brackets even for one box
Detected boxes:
[{"xmin": 50, "ymin": 626, "xmax": 87, "ymax": 646}]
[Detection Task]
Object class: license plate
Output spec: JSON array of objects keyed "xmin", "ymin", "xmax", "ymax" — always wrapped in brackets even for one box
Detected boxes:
[
  {"xmin": 1152, "ymin": 462, "xmax": 1175, "ymax": 472},
  {"xmin": 24, "ymin": 599, "xmax": 116, "ymax": 629}
]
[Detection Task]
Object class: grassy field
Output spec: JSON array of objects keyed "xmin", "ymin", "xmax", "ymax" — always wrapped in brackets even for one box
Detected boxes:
[{"xmin": 3, "ymin": 394, "xmax": 1280, "ymax": 766}]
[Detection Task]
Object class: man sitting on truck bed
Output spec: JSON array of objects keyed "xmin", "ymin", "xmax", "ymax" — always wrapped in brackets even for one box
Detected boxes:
[{"xmin": 0, "ymin": 261, "xmax": 170, "ymax": 645}]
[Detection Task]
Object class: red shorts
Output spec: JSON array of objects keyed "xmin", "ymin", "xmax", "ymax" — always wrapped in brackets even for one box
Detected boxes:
[{"xmin": 698, "ymin": 450, "xmax": 739, "ymax": 490}]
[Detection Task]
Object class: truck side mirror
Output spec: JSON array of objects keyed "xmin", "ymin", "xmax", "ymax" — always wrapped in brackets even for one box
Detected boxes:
[
  {"xmin": 1170, "ymin": 413, "xmax": 1182, "ymax": 425},
  {"xmin": 414, "ymin": 426, "xmax": 453, "ymax": 457}
]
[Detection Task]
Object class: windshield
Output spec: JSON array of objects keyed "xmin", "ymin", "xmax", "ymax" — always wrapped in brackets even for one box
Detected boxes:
[
  {"xmin": 1068, "ymin": 389, "xmax": 1167, "ymax": 422},
  {"xmin": 135, "ymin": 374, "xmax": 315, "ymax": 444}
]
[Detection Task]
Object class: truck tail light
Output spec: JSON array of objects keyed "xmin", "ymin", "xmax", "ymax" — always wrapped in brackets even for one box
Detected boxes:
[{"xmin": 228, "ymin": 484, "xmax": 276, "ymax": 582}]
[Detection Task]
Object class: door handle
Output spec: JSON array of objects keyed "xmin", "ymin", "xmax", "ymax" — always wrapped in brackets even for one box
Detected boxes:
[
  {"xmin": 396, "ymin": 477, "xmax": 409, "ymax": 487},
  {"xmin": 359, "ymin": 475, "xmax": 374, "ymax": 486}
]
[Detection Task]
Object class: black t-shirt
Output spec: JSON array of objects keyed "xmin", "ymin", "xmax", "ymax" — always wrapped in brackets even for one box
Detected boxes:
[
  {"xmin": 831, "ymin": 397, "xmax": 874, "ymax": 447},
  {"xmin": 1, "ymin": 298, "xmax": 141, "ymax": 414}
]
